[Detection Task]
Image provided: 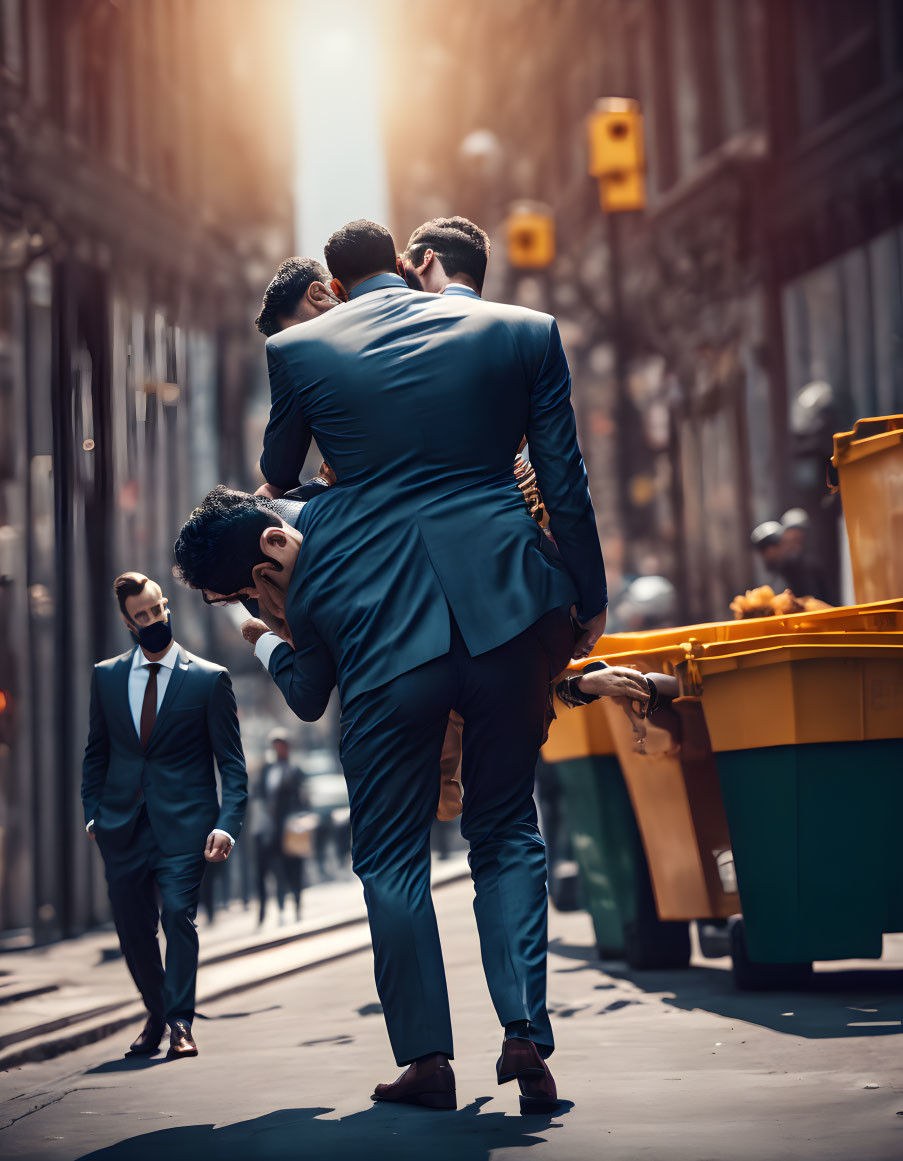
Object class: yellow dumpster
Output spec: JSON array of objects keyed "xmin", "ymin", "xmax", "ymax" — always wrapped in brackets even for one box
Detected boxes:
[{"xmin": 831, "ymin": 415, "xmax": 903, "ymax": 603}]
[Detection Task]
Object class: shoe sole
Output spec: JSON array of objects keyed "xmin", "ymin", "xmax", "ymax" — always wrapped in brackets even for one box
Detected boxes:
[
  {"xmin": 166, "ymin": 1049, "xmax": 199, "ymax": 1059},
  {"xmin": 371, "ymin": 1092, "xmax": 457, "ymax": 1110},
  {"xmin": 519, "ymin": 1094, "xmax": 561, "ymax": 1115}
]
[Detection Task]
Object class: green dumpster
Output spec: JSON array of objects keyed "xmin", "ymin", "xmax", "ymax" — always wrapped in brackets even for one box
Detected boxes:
[{"xmin": 676, "ymin": 639, "xmax": 903, "ymax": 966}]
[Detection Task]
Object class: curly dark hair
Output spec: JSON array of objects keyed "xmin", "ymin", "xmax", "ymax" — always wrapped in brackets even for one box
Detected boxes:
[
  {"xmin": 404, "ymin": 216, "xmax": 490, "ymax": 292},
  {"xmin": 324, "ymin": 219, "xmax": 397, "ymax": 288},
  {"xmin": 255, "ymin": 257, "xmax": 330, "ymax": 337},
  {"xmin": 174, "ymin": 486, "xmax": 283, "ymax": 596}
]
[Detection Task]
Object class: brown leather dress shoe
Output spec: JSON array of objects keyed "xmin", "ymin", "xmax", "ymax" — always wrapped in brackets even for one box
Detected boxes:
[
  {"xmin": 497, "ymin": 1037, "xmax": 560, "ymax": 1114},
  {"xmin": 166, "ymin": 1020, "xmax": 198, "ymax": 1059},
  {"xmin": 372, "ymin": 1053, "xmax": 456, "ymax": 1110},
  {"xmin": 126, "ymin": 1016, "xmax": 165, "ymax": 1057}
]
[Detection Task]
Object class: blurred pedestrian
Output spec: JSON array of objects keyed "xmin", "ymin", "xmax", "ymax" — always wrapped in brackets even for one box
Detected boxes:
[
  {"xmin": 750, "ymin": 521, "xmax": 788, "ymax": 587},
  {"xmin": 81, "ymin": 572, "xmax": 247, "ymax": 1060},
  {"xmin": 780, "ymin": 508, "xmax": 835, "ymax": 603},
  {"xmin": 253, "ymin": 729, "xmax": 308, "ymax": 925}
]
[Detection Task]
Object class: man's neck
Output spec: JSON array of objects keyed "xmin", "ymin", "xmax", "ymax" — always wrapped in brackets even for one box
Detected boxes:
[
  {"xmin": 444, "ymin": 276, "xmax": 480, "ymax": 294},
  {"xmin": 344, "ymin": 268, "xmax": 397, "ymax": 295},
  {"xmin": 141, "ymin": 639, "xmax": 176, "ymax": 664}
]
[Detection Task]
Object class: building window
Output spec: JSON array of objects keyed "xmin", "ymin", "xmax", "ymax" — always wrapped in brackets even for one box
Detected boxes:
[{"xmin": 793, "ymin": 0, "xmax": 884, "ymax": 132}]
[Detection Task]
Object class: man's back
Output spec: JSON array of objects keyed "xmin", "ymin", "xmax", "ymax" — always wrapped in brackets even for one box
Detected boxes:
[
  {"xmin": 262, "ymin": 276, "xmax": 605, "ymax": 700},
  {"xmin": 264, "ymin": 283, "xmax": 547, "ymax": 492}
]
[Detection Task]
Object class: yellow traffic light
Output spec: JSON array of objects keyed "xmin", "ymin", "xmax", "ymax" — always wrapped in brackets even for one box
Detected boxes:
[
  {"xmin": 598, "ymin": 168, "xmax": 646, "ymax": 213},
  {"xmin": 588, "ymin": 97, "xmax": 644, "ymax": 178},
  {"xmin": 506, "ymin": 202, "xmax": 555, "ymax": 269}
]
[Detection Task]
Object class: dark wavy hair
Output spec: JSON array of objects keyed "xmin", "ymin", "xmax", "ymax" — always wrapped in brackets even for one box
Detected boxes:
[
  {"xmin": 174, "ymin": 486, "xmax": 282, "ymax": 595},
  {"xmin": 255, "ymin": 257, "xmax": 330, "ymax": 337},
  {"xmin": 324, "ymin": 219, "xmax": 397, "ymax": 287},
  {"xmin": 404, "ymin": 216, "xmax": 490, "ymax": 292}
]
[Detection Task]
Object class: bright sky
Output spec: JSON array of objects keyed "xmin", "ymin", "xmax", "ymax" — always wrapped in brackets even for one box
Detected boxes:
[{"xmin": 293, "ymin": 0, "xmax": 390, "ymax": 260}]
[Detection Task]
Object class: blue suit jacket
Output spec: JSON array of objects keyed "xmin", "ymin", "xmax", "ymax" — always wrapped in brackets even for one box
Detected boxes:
[
  {"xmin": 261, "ymin": 274, "xmax": 606, "ymax": 704},
  {"xmin": 81, "ymin": 647, "xmax": 248, "ymax": 855}
]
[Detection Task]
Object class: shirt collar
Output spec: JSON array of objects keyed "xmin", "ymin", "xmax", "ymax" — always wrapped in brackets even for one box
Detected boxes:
[
  {"xmin": 347, "ymin": 273, "xmax": 408, "ymax": 300},
  {"xmin": 132, "ymin": 639, "xmax": 180, "ymax": 670},
  {"xmin": 441, "ymin": 284, "xmax": 481, "ymax": 298}
]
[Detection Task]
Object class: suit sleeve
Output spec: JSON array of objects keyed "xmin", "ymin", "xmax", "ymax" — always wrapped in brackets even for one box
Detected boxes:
[
  {"xmin": 525, "ymin": 319, "xmax": 607, "ymax": 622},
  {"xmin": 266, "ymin": 617, "xmax": 337, "ymax": 723},
  {"xmin": 81, "ymin": 668, "xmax": 110, "ymax": 827},
  {"xmin": 207, "ymin": 670, "xmax": 249, "ymax": 841},
  {"xmin": 260, "ymin": 340, "xmax": 313, "ymax": 492}
]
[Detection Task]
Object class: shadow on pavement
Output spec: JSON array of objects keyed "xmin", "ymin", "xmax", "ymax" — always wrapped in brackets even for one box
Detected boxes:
[
  {"xmin": 76, "ymin": 1099, "xmax": 571, "ymax": 1161},
  {"xmin": 549, "ymin": 939, "xmax": 903, "ymax": 1039},
  {"xmin": 86, "ymin": 1056, "xmax": 167, "ymax": 1074}
]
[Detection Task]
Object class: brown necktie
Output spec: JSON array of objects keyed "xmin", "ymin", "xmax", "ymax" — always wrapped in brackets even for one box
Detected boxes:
[{"xmin": 139, "ymin": 663, "xmax": 161, "ymax": 750}]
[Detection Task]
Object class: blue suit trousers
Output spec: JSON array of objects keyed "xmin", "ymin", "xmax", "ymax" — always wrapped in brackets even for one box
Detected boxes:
[
  {"xmin": 339, "ymin": 606, "xmax": 574, "ymax": 1065},
  {"xmin": 98, "ymin": 810, "xmax": 206, "ymax": 1025}
]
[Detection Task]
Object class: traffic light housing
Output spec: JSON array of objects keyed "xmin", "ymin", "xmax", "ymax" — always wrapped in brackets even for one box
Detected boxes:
[
  {"xmin": 598, "ymin": 167, "xmax": 647, "ymax": 213},
  {"xmin": 588, "ymin": 98, "xmax": 644, "ymax": 178},
  {"xmin": 506, "ymin": 203, "xmax": 555, "ymax": 269}
]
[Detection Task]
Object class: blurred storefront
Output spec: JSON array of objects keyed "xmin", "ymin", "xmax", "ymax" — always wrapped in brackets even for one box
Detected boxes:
[
  {"xmin": 382, "ymin": 0, "xmax": 903, "ymax": 622},
  {"xmin": 0, "ymin": 0, "xmax": 294, "ymax": 943}
]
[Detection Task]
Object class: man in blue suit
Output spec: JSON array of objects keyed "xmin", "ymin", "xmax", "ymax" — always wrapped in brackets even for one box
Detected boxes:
[
  {"xmin": 180, "ymin": 219, "xmax": 606, "ymax": 1111},
  {"xmin": 82, "ymin": 572, "xmax": 248, "ymax": 1059}
]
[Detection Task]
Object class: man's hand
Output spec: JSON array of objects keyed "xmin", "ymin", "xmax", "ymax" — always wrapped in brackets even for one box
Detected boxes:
[
  {"xmin": 205, "ymin": 832, "xmax": 233, "ymax": 863},
  {"xmin": 254, "ymin": 482, "xmax": 285, "ymax": 500},
  {"xmin": 251, "ymin": 563, "xmax": 294, "ymax": 645},
  {"xmin": 241, "ymin": 617, "xmax": 271, "ymax": 646},
  {"xmin": 572, "ymin": 608, "xmax": 608, "ymax": 660},
  {"xmin": 577, "ymin": 666, "xmax": 649, "ymax": 703}
]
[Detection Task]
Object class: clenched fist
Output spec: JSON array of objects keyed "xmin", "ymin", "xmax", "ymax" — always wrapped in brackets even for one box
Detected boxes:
[{"xmin": 241, "ymin": 617, "xmax": 271, "ymax": 646}]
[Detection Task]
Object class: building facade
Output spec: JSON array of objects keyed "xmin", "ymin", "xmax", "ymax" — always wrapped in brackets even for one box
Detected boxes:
[
  {"xmin": 382, "ymin": 0, "xmax": 903, "ymax": 622},
  {"xmin": 0, "ymin": 0, "xmax": 294, "ymax": 942}
]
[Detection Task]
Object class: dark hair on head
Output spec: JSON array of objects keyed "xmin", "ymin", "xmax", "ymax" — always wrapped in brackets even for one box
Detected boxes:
[
  {"xmin": 114, "ymin": 571, "xmax": 151, "ymax": 618},
  {"xmin": 255, "ymin": 257, "xmax": 330, "ymax": 337},
  {"xmin": 405, "ymin": 216, "xmax": 490, "ymax": 292},
  {"xmin": 173, "ymin": 486, "xmax": 283, "ymax": 595},
  {"xmin": 324, "ymin": 220, "xmax": 397, "ymax": 287}
]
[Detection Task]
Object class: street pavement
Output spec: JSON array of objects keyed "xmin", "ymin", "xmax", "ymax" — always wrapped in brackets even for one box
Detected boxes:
[{"xmin": 2, "ymin": 878, "xmax": 902, "ymax": 1161}]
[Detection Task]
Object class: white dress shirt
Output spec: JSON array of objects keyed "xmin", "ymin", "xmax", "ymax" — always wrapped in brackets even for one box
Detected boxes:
[
  {"xmin": 87, "ymin": 639, "xmax": 233, "ymax": 846},
  {"xmin": 255, "ymin": 631, "xmax": 286, "ymax": 670},
  {"xmin": 129, "ymin": 638, "xmax": 180, "ymax": 732}
]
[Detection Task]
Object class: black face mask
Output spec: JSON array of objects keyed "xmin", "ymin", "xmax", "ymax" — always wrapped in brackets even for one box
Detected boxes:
[{"xmin": 130, "ymin": 613, "xmax": 173, "ymax": 654}]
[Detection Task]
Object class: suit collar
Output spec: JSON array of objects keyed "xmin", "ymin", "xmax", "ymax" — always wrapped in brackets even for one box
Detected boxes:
[
  {"xmin": 347, "ymin": 273, "xmax": 408, "ymax": 300},
  {"xmin": 131, "ymin": 639, "xmax": 180, "ymax": 672},
  {"xmin": 441, "ymin": 284, "xmax": 480, "ymax": 299}
]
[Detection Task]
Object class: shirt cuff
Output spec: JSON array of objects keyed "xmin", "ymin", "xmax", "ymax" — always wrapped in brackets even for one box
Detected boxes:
[
  {"xmin": 211, "ymin": 829, "xmax": 235, "ymax": 845},
  {"xmin": 254, "ymin": 631, "xmax": 287, "ymax": 670}
]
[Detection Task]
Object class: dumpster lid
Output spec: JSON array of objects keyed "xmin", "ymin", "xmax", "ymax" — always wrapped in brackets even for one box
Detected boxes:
[
  {"xmin": 564, "ymin": 599, "xmax": 903, "ymax": 674},
  {"xmin": 594, "ymin": 630, "xmax": 903, "ymax": 675},
  {"xmin": 831, "ymin": 414, "xmax": 903, "ymax": 468}
]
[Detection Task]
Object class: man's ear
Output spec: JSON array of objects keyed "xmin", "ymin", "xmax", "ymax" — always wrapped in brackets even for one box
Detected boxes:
[
  {"xmin": 307, "ymin": 281, "xmax": 340, "ymax": 311},
  {"xmin": 259, "ymin": 526, "xmax": 286, "ymax": 557},
  {"xmin": 417, "ymin": 248, "xmax": 435, "ymax": 275},
  {"xmin": 330, "ymin": 278, "xmax": 348, "ymax": 302}
]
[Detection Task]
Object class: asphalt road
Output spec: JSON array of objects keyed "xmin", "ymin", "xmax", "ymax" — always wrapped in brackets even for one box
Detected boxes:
[{"xmin": 2, "ymin": 880, "xmax": 902, "ymax": 1160}]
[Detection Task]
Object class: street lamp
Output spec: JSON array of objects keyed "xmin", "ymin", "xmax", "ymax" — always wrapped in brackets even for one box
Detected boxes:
[{"xmin": 587, "ymin": 97, "xmax": 648, "ymax": 552}]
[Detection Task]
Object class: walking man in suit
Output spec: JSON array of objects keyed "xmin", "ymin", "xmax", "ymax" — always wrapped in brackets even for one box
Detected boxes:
[{"xmin": 81, "ymin": 572, "xmax": 248, "ymax": 1059}]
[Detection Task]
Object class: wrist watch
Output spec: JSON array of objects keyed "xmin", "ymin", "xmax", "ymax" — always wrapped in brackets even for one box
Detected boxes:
[{"xmin": 555, "ymin": 661, "xmax": 609, "ymax": 709}]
